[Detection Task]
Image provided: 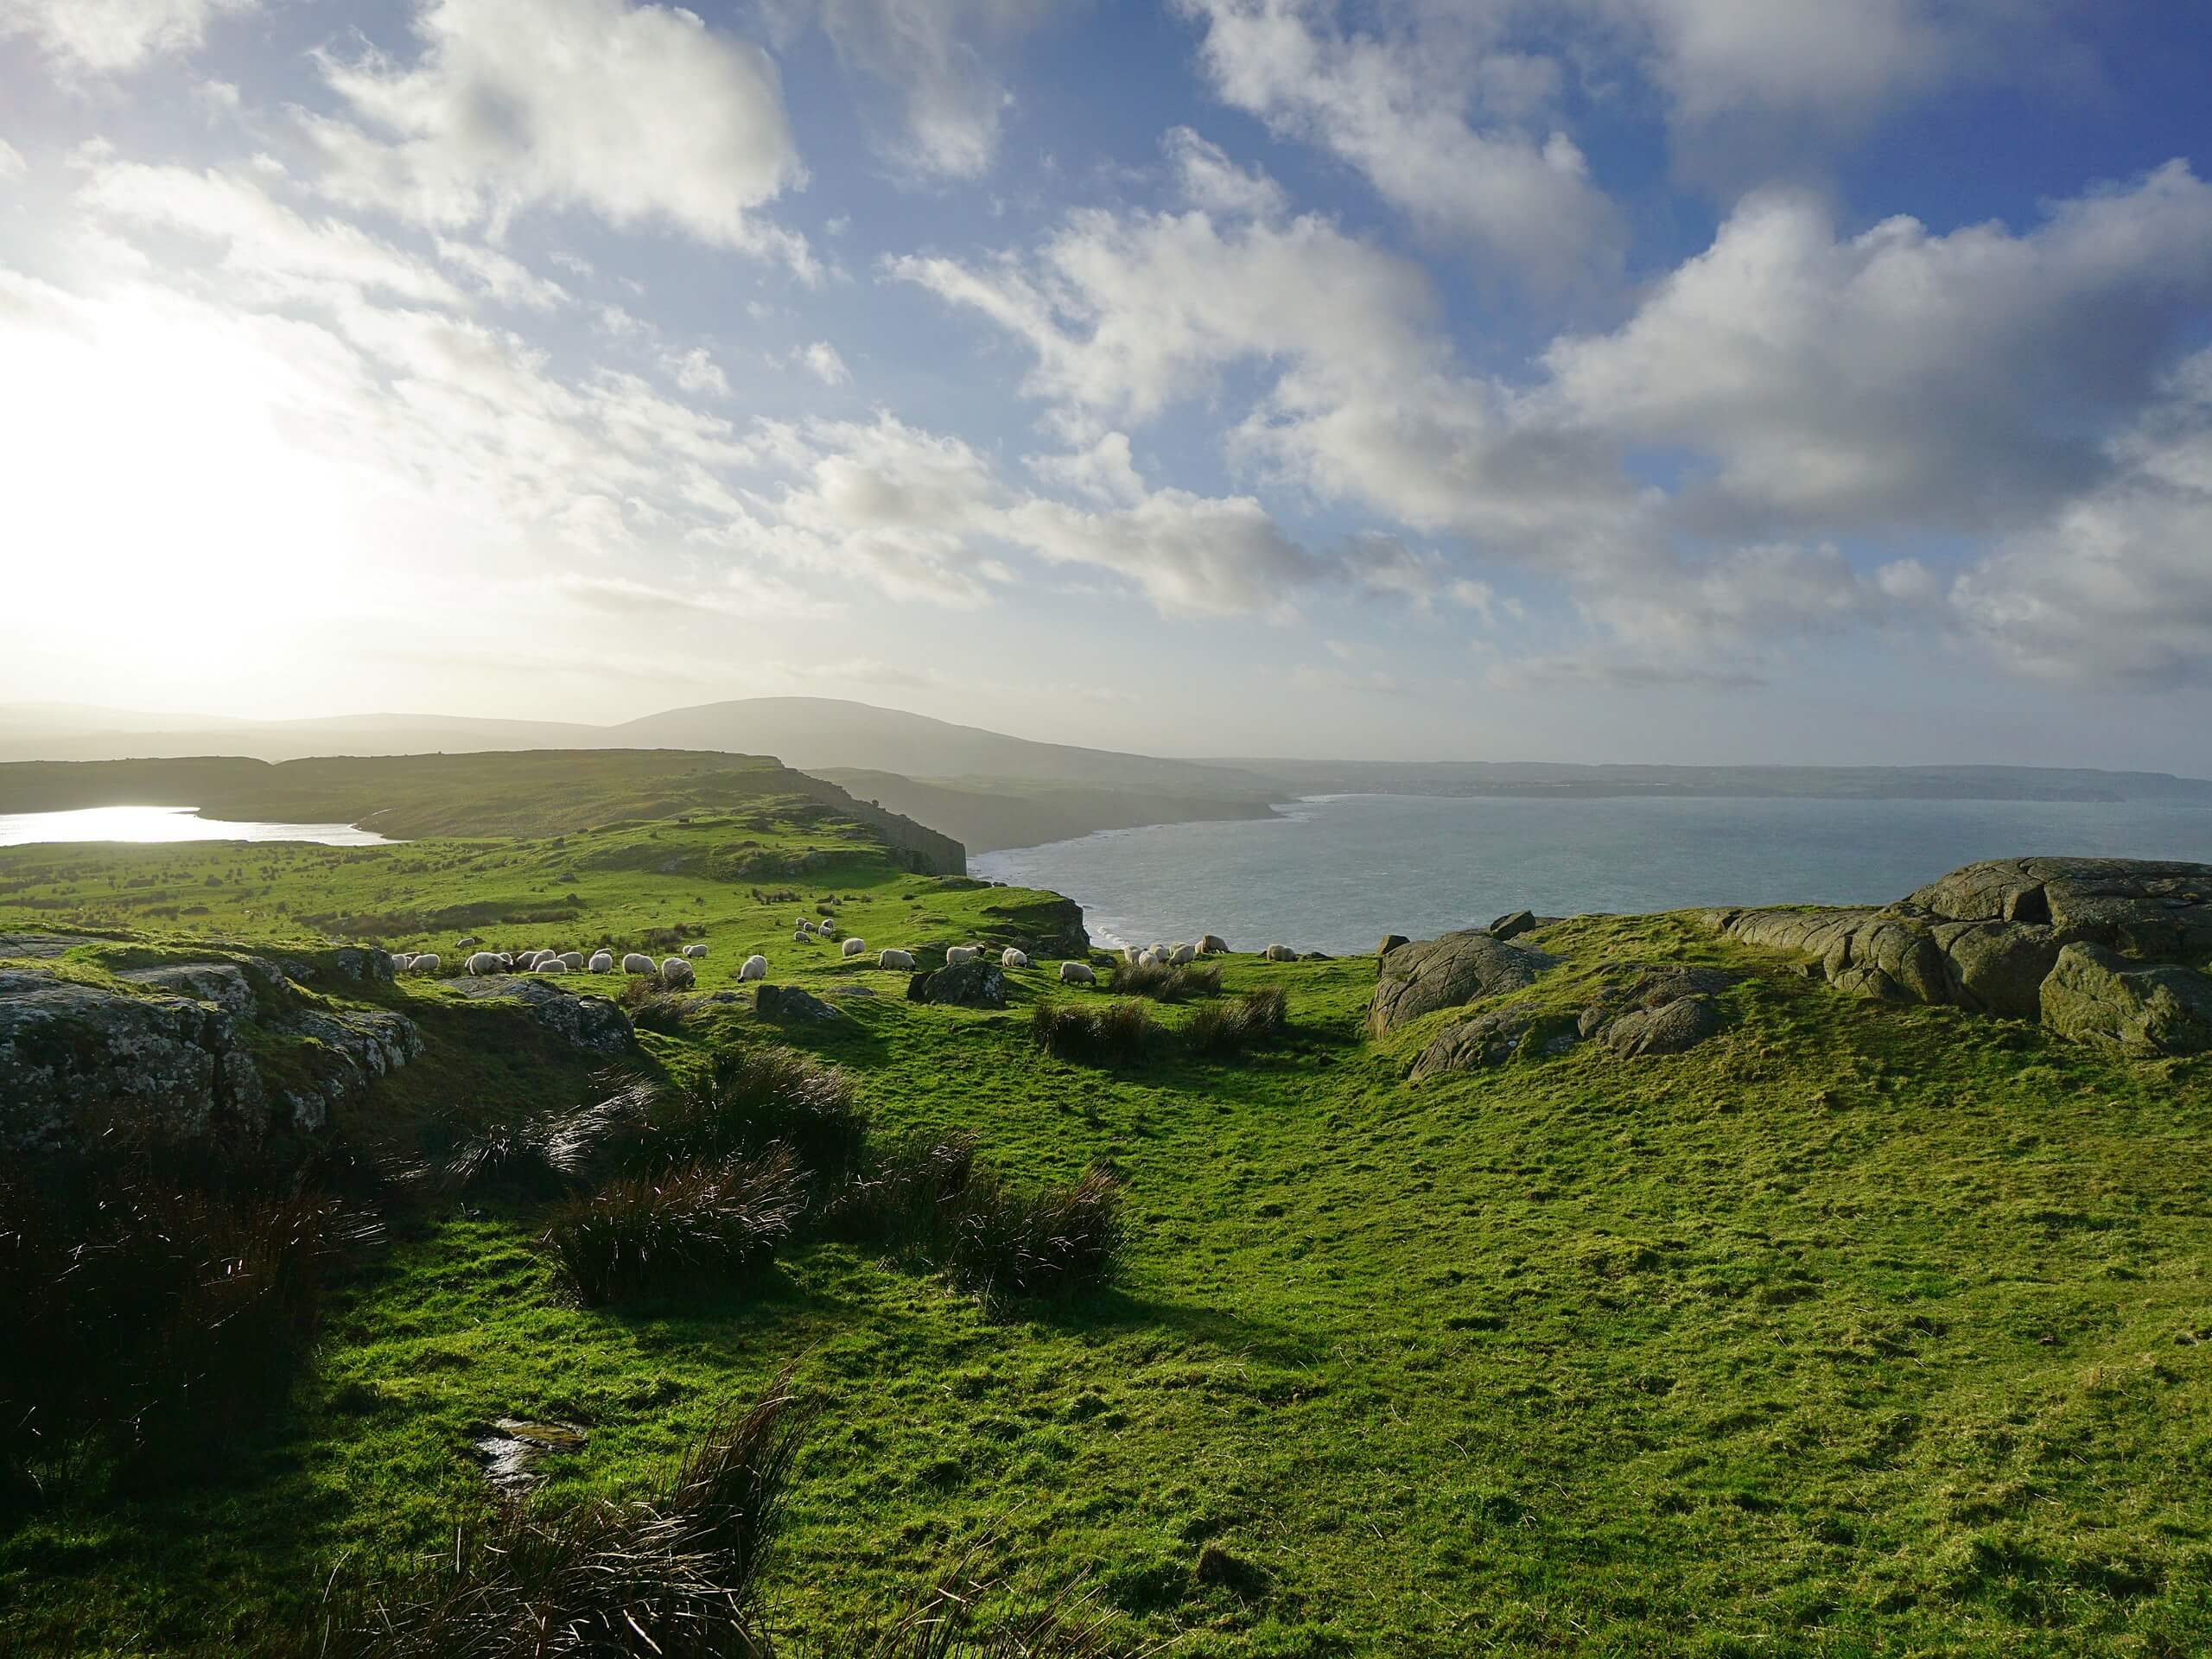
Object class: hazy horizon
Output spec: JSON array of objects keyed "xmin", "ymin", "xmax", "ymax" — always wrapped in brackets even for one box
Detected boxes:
[{"xmin": 5, "ymin": 3, "xmax": 2211, "ymax": 771}]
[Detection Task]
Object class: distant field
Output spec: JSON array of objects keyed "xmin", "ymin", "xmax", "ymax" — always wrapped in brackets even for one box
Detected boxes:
[{"xmin": 1, "ymin": 763, "xmax": 2208, "ymax": 1655}]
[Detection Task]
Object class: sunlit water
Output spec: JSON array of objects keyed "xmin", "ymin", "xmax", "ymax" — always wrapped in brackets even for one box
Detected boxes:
[
  {"xmin": 975, "ymin": 793, "xmax": 2212, "ymax": 954},
  {"xmin": 0, "ymin": 804, "xmax": 395, "ymax": 847}
]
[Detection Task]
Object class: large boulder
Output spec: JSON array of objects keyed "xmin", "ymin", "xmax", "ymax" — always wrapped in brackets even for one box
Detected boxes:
[
  {"xmin": 1597, "ymin": 995, "xmax": 1724, "ymax": 1058},
  {"xmin": 907, "ymin": 958, "xmax": 1007, "ymax": 1008},
  {"xmin": 756, "ymin": 983, "xmax": 845, "ymax": 1023},
  {"xmin": 2039, "ymin": 944, "xmax": 2212, "ymax": 1058},
  {"xmin": 1369, "ymin": 931, "xmax": 1558, "ymax": 1036},
  {"xmin": 1411, "ymin": 1004, "xmax": 1575, "ymax": 1079},
  {"xmin": 1908, "ymin": 857, "xmax": 2212, "ymax": 958}
]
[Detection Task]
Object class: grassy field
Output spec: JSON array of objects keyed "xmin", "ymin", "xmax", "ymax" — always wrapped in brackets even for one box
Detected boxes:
[{"xmin": 3, "ymin": 777, "xmax": 2209, "ymax": 1656}]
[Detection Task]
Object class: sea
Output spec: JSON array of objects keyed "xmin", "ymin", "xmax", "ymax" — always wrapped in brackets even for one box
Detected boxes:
[
  {"xmin": 0, "ymin": 804, "xmax": 395, "ymax": 847},
  {"xmin": 973, "ymin": 793, "xmax": 2212, "ymax": 955}
]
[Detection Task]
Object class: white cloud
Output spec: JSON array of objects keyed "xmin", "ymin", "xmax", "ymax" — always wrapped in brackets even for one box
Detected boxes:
[
  {"xmin": 664, "ymin": 346, "xmax": 732, "ymax": 398},
  {"xmin": 1164, "ymin": 127, "xmax": 1287, "ymax": 221},
  {"xmin": 766, "ymin": 0, "xmax": 1047, "ymax": 179},
  {"xmin": 0, "ymin": 0, "xmax": 262, "ymax": 73},
  {"xmin": 1176, "ymin": 0, "xmax": 1618, "ymax": 283},
  {"xmin": 304, "ymin": 0, "xmax": 810, "ymax": 264},
  {"xmin": 0, "ymin": 139, "xmax": 24, "ymax": 181},
  {"xmin": 433, "ymin": 238, "xmax": 569, "ymax": 310},
  {"xmin": 800, "ymin": 340, "xmax": 851, "ymax": 386}
]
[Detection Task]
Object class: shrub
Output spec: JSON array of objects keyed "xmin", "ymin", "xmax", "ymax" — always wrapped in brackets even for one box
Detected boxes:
[
  {"xmin": 1182, "ymin": 988, "xmax": 1289, "ymax": 1058},
  {"xmin": 1108, "ymin": 959, "xmax": 1221, "ymax": 1002},
  {"xmin": 1031, "ymin": 1000, "xmax": 1160, "ymax": 1065},
  {"xmin": 544, "ymin": 1149, "xmax": 808, "ymax": 1306},
  {"xmin": 285, "ymin": 1372, "xmax": 812, "ymax": 1659},
  {"xmin": 943, "ymin": 1166, "xmax": 1125, "ymax": 1304},
  {"xmin": 821, "ymin": 1132, "xmax": 979, "ymax": 1255}
]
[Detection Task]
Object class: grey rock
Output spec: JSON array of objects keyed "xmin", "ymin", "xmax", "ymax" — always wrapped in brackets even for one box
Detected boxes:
[
  {"xmin": 907, "ymin": 958, "xmax": 1007, "ymax": 1008},
  {"xmin": 0, "ymin": 969, "xmax": 247, "ymax": 1150},
  {"xmin": 1378, "ymin": 934, "xmax": 1409, "ymax": 957},
  {"xmin": 1488, "ymin": 910, "xmax": 1538, "ymax": 942},
  {"xmin": 1411, "ymin": 1003, "xmax": 1568, "ymax": 1079},
  {"xmin": 1598, "ymin": 995, "xmax": 1724, "ymax": 1058},
  {"xmin": 118, "ymin": 963, "xmax": 259, "ymax": 1019},
  {"xmin": 756, "ymin": 983, "xmax": 845, "ymax": 1023},
  {"xmin": 0, "ymin": 933, "xmax": 99, "ymax": 959},
  {"xmin": 2039, "ymin": 943, "xmax": 2212, "ymax": 1057},
  {"xmin": 1368, "ymin": 931, "xmax": 1558, "ymax": 1036},
  {"xmin": 437, "ymin": 976, "xmax": 635, "ymax": 1055}
]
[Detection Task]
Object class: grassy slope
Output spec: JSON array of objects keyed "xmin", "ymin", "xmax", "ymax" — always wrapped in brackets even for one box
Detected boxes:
[{"xmin": 2, "ymin": 822, "xmax": 2209, "ymax": 1656}]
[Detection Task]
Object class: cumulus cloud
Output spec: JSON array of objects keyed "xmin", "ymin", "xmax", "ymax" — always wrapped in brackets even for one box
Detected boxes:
[
  {"xmin": 0, "ymin": 139, "xmax": 24, "ymax": 181},
  {"xmin": 800, "ymin": 340, "xmax": 851, "ymax": 385},
  {"xmin": 664, "ymin": 346, "xmax": 732, "ymax": 398},
  {"xmin": 303, "ymin": 0, "xmax": 809, "ymax": 264},
  {"xmin": 1176, "ymin": 0, "xmax": 1618, "ymax": 283},
  {"xmin": 761, "ymin": 0, "xmax": 1046, "ymax": 179},
  {"xmin": 1, "ymin": 0, "xmax": 262, "ymax": 73}
]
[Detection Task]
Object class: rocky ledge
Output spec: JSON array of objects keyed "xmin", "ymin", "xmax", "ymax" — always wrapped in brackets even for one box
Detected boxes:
[
  {"xmin": 1404, "ymin": 960, "xmax": 1740, "ymax": 1081},
  {"xmin": 1709, "ymin": 857, "xmax": 2212, "ymax": 1057}
]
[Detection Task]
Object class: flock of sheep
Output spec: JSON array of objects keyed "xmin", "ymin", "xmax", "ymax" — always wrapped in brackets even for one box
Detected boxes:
[{"xmin": 386, "ymin": 925, "xmax": 1301, "ymax": 990}]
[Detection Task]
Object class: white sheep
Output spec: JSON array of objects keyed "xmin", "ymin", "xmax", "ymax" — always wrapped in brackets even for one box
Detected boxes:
[
  {"xmin": 793, "ymin": 928, "xmax": 812, "ymax": 943},
  {"xmin": 588, "ymin": 950, "xmax": 613, "ymax": 973},
  {"xmin": 559, "ymin": 950, "xmax": 586, "ymax": 970},
  {"xmin": 1058, "ymin": 961, "xmax": 1096, "ymax": 984},
  {"xmin": 1168, "ymin": 944, "xmax": 1198, "ymax": 965},
  {"xmin": 1121, "ymin": 945, "xmax": 1141, "ymax": 964},
  {"xmin": 946, "ymin": 944, "xmax": 979, "ymax": 965},
  {"xmin": 412, "ymin": 953, "xmax": 441, "ymax": 976},
  {"xmin": 539, "ymin": 958, "xmax": 569, "ymax": 975},
  {"xmin": 467, "ymin": 951, "xmax": 501, "ymax": 976},
  {"xmin": 1198, "ymin": 934, "xmax": 1229, "ymax": 955},
  {"xmin": 797, "ymin": 919, "xmax": 816, "ymax": 936},
  {"xmin": 661, "ymin": 957, "xmax": 696, "ymax": 988},
  {"xmin": 842, "ymin": 936, "xmax": 867, "ymax": 957},
  {"xmin": 496, "ymin": 952, "xmax": 514, "ymax": 969},
  {"xmin": 739, "ymin": 954, "xmax": 767, "ymax": 982},
  {"xmin": 622, "ymin": 952, "xmax": 656, "ymax": 976},
  {"xmin": 1001, "ymin": 947, "xmax": 1029, "ymax": 969},
  {"xmin": 683, "ymin": 943, "xmax": 709, "ymax": 959},
  {"xmin": 1136, "ymin": 950, "xmax": 1160, "ymax": 969},
  {"xmin": 877, "ymin": 948, "xmax": 916, "ymax": 970},
  {"xmin": 388, "ymin": 952, "xmax": 411, "ymax": 972},
  {"xmin": 1263, "ymin": 943, "xmax": 1297, "ymax": 962}
]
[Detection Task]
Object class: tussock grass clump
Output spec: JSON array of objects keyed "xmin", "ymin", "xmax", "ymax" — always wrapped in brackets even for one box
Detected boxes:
[
  {"xmin": 440, "ymin": 1123, "xmax": 569, "ymax": 1199},
  {"xmin": 943, "ymin": 1166, "xmax": 1126, "ymax": 1303},
  {"xmin": 544, "ymin": 1149, "xmax": 806, "ymax": 1306},
  {"xmin": 1108, "ymin": 959, "xmax": 1221, "ymax": 1001},
  {"xmin": 288, "ymin": 1374, "xmax": 811, "ymax": 1659},
  {"xmin": 821, "ymin": 1132, "xmax": 980, "ymax": 1254},
  {"xmin": 1030, "ymin": 1000, "xmax": 1160, "ymax": 1065},
  {"xmin": 0, "ymin": 1159, "xmax": 358, "ymax": 1474},
  {"xmin": 617, "ymin": 976, "xmax": 693, "ymax": 1035},
  {"xmin": 1182, "ymin": 988, "xmax": 1289, "ymax": 1058}
]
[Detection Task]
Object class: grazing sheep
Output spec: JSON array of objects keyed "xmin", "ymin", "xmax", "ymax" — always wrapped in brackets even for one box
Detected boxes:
[
  {"xmin": 496, "ymin": 952, "xmax": 514, "ymax": 969},
  {"xmin": 1058, "ymin": 961, "xmax": 1096, "ymax": 984},
  {"xmin": 621, "ymin": 952, "xmax": 656, "ymax": 976},
  {"xmin": 389, "ymin": 953, "xmax": 413, "ymax": 972},
  {"xmin": 661, "ymin": 957, "xmax": 696, "ymax": 988},
  {"xmin": 559, "ymin": 950, "xmax": 586, "ymax": 971},
  {"xmin": 796, "ymin": 920, "xmax": 815, "ymax": 936},
  {"xmin": 588, "ymin": 950, "xmax": 613, "ymax": 973},
  {"xmin": 539, "ymin": 958, "xmax": 569, "ymax": 974},
  {"xmin": 1263, "ymin": 944, "xmax": 1297, "ymax": 963},
  {"xmin": 457, "ymin": 936, "xmax": 480, "ymax": 949},
  {"xmin": 793, "ymin": 928, "xmax": 811, "ymax": 942},
  {"xmin": 739, "ymin": 954, "xmax": 767, "ymax": 982},
  {"xmin": 1137, "ymin": 950, "xmax": 1160, "ymax": 969},
  {"xmin": 683, "ymin": 943, "xmax": 709, "ymax": 959},
  {"xmin": 946, "ymin": 944, "xmax": 979, "ymax": 965},
  {"xmin": 412, "ymin": 953, "xmax": 441, "ymax": 976},
  {"xmin": 1121, "ymin": 946, "xmax": 1141, "ymax": 964},
  {"xmin": 841, "ymin": 936, "xmax": 866, "ymax": 957},
  {"xmin": 1001, "ymin": 947, "xmax": 1030, "ymax": 969},
  {"xmin": 467, "ymin": 951, "xmax": 501, "ymax": 976},
  {"xmin": 1198, "ymin": 934, "xmax": 1229, "ymax": 955},
  {"xmin": 877, "ymin": 948, "xmax": 916, "ymax": 970},
  {"xmin": 1168, "ymin": 944, "xmax": 1198, "ymax": 965}
]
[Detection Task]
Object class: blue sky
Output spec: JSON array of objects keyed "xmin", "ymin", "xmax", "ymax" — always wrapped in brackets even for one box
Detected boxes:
[{"xmin": 3, "ymin": 0, "xmax": 2210, "ymax": 769}]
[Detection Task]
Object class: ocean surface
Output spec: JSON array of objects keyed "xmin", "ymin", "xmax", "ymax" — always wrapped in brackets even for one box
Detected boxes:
[
  {"xmin": 0, "ymin": 804, "xmax": 395, "ymax": 847},
  {"xmin": 973, "ymin": 794, "xmax": 2212, "ymax": 955}
]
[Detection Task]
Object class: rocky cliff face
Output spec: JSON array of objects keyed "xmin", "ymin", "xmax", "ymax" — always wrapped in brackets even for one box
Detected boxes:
[{"xmin": 1710, "ymin": 857, "xmax": 2212, "ymax": 1056}]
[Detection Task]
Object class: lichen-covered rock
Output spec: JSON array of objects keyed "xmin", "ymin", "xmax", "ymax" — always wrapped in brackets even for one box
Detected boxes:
[
  {"xmin": 1377, "ymin": 934, "xmax": 1409, "ymax": 957},
  {"xmin": 1597, "ymin": 995, "xmax": 1724, "ymax": 1058},
  {"xmin": 907, "ymin": 958, "xmax": 1007, "ymax": 1008},
  {"xmin": 438, "ymin": 976, "xmax": 635, "ymax": 1055},
  {"xmin": 2039, "ymin": 944, "xmax": 2212, "ymax": 1057},
  {"xmin": 118, "ymin": 963, "xmax": 260, "ymax": 1019},
  {"xmin": 1908, "ymin": 858, "xmax": 2212, "ymax": 959},
  {"xmin": 1929, "ymin": 920, "xmax": 2060, "ymax": 1020},
  {"xmin": 757, "ymin": 983, "xmax": 846, "ymax": 1023},
  {"xmin": 1368, "ymin": 931, "xmax": 1558, "ymax": 1036},
  {"xmin": 1488, "ymin": 910, "xmax": 1538, "ymax": 942},
  {"xmin": 1411, "ymin": 1004, "xmax": 1577, "ymax": 1079}
]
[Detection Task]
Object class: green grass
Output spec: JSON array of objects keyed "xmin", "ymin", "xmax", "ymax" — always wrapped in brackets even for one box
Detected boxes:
[{"xmin": 3, "ymin": 798, "xmax": 2210, "ymax": 1655}]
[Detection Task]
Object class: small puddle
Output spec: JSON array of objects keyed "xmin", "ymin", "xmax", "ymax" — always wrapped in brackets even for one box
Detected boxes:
[{"xmin": 471, "ymin": 1417, "xmax": 589, "ymax": 1495}]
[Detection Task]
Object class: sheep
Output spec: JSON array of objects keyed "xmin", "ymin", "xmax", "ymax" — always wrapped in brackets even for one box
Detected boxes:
[
  {"xmin": 793, "ymin": 928, "xmax": 812, "ymax": 943},
  {"xmin": 877, "ymin": 948, "xmax": 916, "ymax": 970},
  {"xmin": 841, "ymin": 936, "xmax": 867, "ymax": 957},
  {"xmin": 1198, "ymin": 934, "xmax": 1229, "ymax": 955},
  {"xmin": 1058, "ymin": 961, "xmax": 1096, "ymax": 984},
  {"xmin": 496, "ymin": 952, "xmax": 514, "ymax": 969},
  {"xmin": 739, "ymin": 954, "xmax": 767, "ymax": 982},
  {"xmin": 559, "ymin": 950, "xmax": 586, "ymax": 971},
  {"xmin": 546, "ymin": 958, "xmax": 575, "ymax": 975},
  {"xmin": 588, "ymin": 950, "xmax": 613, "ymax": 973},
  {"xmin": 1168, "ymin": 944, "xmax": 1198, "ymax": 966},
  {"xmin": 457, "ymin": 936, "xmax": 480, "ymax": 949},
  {"xmin": 683, "ymin": 943, "xmax": 709, "ymax": 959},
  {"xmin": 467, "ymin": 950, "xmax": 501, "ymax": 976},
  {"xmin": 1263, "ymin": 944, "xmax": 1297, "ymax": 963},
  {"xmin": 661, "ymin": 957, "xmax": 696, "ymax": 988},
  {"xmin": 412, "ymin": 953, "xmax": 441, "ymax": 976},
  {"xmin": 946, "ymin": 944, "xmax": 979, "ymax": 965},
  {"xmin": 1001, "ymin": 947, "xmax": 1030, "ymax": 969},
  {"xmin": 1121, "ymin": 945, "xmax": 1141, "ymax": 964},
  {"xmin": 1136, "ymin": 950, "xmax": 1160, "ymax": 969},
  {"xmin": 796, "ymin": 919, "xmax": 815, "ymax": 936},
  {"xmin": 621, "ymin": 951, "xmax": 656, "ymax": 976}
]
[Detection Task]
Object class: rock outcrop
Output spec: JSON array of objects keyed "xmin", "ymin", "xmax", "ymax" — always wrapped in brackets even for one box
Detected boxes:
[
  {"xmin": 438, "ymin": 976, "xmax": 635, "ymax": 1056},
  {"xmin": 1369, "ymin": 931, "xmax": 1558, "ymax": 1036},
  {"xmin": 1712, "ymin": 857, "xmax": 2212, "ymax": 1056},
  {"xmin": 1408, "ymin": 962, "xmax": 1739, "ymax": 1080},
  {"xmin": 756, "ymin": 983, "xmax": 845, "ymax": 1023},
  {"xmin": 906, "ymin": 958, "xmax": 1007, "ymax": 1009}
]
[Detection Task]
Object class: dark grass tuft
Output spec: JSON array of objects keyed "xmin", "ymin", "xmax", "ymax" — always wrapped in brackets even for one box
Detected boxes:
[
  {"xmin": 617, "ymin": 976, "xmax": 694, "ymax": 1035},
  {"xmin": 282, "ymin": 1371, "xmax": 812, "ymax": 1659},
  {"xmin": 440, "ymin": 1123, "xmax": 571, "ymax": 1199},
  {"xmin": 943, "ymin": 1165, "xmax": 1126, "ymax": 1304},
  {"xmin": 821, "ymin": 1131, "xmax": 980, "ymax": 1256},
  {"xmin": 1030, "ymin": 1001, "xmax": 1160, "ymax": 1066},
  {"xmin": 1107, "ymin": 959, "xmax": 1221, "ymax": 1001},
  {"xmin": 1181, "ymin": 988, "xmax": 1289, "ymax": 1058},
  {"xmin": 543, "ymin": 1148, "xmax": 808, "ymax": 1306}
]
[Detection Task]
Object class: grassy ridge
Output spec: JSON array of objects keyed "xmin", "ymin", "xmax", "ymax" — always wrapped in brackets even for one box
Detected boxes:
[{"xmin": 2, "ymin": 809, "xmax": 2209, "ymax": 1653}]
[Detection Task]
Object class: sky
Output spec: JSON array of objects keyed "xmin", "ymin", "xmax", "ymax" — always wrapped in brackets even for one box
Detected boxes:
[{"xmin": 2, "ymin": 0, "xmax": 2210, "ymax": 769}]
